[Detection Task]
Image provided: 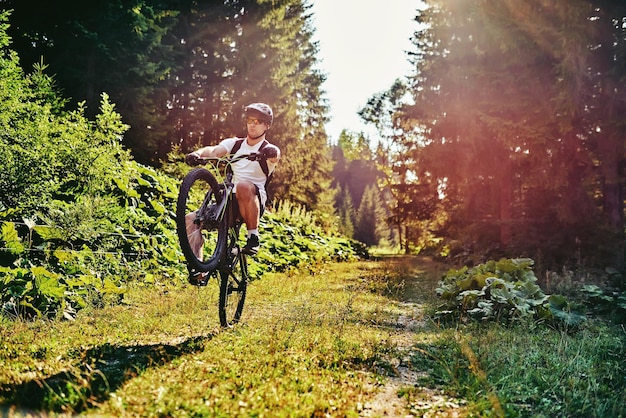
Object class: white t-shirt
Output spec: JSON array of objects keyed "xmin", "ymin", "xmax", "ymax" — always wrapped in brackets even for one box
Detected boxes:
[{"xmin": 219, "ymin": 137, "xmax": 277, "ymax": 206}]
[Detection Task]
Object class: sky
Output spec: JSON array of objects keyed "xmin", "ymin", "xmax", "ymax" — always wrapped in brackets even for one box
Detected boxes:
[{"xmin": 309, "ymin": 0, "xmax": 421, "ymax": 142}]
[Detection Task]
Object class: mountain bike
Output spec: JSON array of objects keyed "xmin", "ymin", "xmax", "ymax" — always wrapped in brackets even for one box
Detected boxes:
[{"xmin": 176, "ymin": 153, "xmax": 264, "ymax": 327}]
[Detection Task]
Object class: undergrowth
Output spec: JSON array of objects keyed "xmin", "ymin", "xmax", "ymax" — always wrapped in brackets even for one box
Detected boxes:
[
  {"xmin": 1, "ymin": 194, "xmax": 363, "ymax": 320},
  {"xmin": 1, "ymin": 258, "xmax": 624, "ymax": 417}
]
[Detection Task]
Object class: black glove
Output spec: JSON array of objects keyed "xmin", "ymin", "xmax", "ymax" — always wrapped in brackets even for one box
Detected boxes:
[
  {"xmin": 260, "ymin": 145, "xmax": 279, "ymax": 160},
  {"xmin": 185, "ymin": 152, "xmax": 202, "ymax": 166}
]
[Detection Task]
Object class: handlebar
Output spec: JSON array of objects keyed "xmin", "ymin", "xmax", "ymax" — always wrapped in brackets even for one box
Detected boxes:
[{"xmin": 187, "ymin": 152, "xmax": 266, "ymax": 167}]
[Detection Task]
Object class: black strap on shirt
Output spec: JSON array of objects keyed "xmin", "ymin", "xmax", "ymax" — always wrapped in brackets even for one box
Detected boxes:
[{"xmin": 230, "ymin": 138, "xmax": 273, "ymax": 187}]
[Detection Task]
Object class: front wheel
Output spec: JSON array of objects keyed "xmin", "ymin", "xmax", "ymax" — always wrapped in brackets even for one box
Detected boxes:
[
  {"xmin": 176, "ymin": 168, "xmax": 227, "ymax": 275},
  {"xmin": 218, "ymin": 248, "xmax": 248, "ymax": 327}
]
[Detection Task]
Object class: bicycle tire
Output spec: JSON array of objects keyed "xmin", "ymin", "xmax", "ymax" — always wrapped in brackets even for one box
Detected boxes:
[
  {"xmin": 218, "ymin": 247, "xmax": 248, "ymax": 327},
  {"xmin": 176, "ymin": 167, "xmax": 228, "ymax": 274}
]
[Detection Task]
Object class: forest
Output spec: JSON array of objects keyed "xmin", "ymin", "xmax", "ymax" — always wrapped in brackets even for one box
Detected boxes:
[
  {"xmin": 359, "ymin": 0, "xmax": 626, "ymax": 273},
  {"xmin": 1, "ymin": 0, "xmax": 626, "ymax": 310},
  {"xmin": 1, "ymin": 1, "xmax": 625, "ymax": 416}
]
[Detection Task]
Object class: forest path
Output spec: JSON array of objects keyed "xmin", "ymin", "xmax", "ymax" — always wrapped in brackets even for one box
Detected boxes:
[{"xmin": 358, "ymin": 255, "xmax": 466, "ymax": 417}]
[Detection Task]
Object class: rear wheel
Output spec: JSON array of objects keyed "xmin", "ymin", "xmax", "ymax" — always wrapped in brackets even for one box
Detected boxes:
[
  {"xmin": 176, "ymin": 168, "xmax": 227, "ymax": 275},
  {"xmin": 218, "ymin": 246, "xmax": 248, "ymax": 327}
]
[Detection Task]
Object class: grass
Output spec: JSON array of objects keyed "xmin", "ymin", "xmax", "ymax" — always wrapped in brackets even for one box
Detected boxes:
[{"xmin": 1, "ymin": 257, "xmax": 625, "ymax": 417}]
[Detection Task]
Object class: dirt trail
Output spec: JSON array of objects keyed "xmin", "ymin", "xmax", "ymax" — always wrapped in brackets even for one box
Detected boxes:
[
  {"xmin": 361, "ymin": 302, "xmax": 424, "ymax": 417},
  {"xmin": 358, "ymin": 256, "xmax": 465, "ymax": 417}
]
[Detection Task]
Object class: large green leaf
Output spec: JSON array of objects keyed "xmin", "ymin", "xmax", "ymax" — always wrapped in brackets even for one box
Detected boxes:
[
  {"xmin": 1, "ymin": 222, "xmax": 25, "ymax": 255},
  {"xmin": 436, "ymin": 258, "xmax": 583, "ymax": 325},
  {"xmin": 32, "ymin": 266, "xmax": 65, "ymax": 301},
  {"xmin": 33, "ymin": 225, "xmax": 64, "ymax": 240},
  {"xmin": 548, "ymin": 295, "xmax": 586, "ymax": 326}
]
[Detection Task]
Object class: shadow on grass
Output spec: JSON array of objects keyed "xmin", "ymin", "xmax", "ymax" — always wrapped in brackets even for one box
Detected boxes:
[{"xmin": 0, "ymin": 333, "xmax": 216, "ymax": 414}]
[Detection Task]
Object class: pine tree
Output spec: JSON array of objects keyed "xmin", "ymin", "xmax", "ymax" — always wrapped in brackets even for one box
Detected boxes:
[
  {"xmin": 335, "ymin": 185, "xmax": 355, "ymax": 238},
  {"xmin": 365, "ymin": 0, "xmax": 626, "ymax": 267},
  {"xmin": 354, "ymin": 185, "xmax": 386, "ymax": 246}
]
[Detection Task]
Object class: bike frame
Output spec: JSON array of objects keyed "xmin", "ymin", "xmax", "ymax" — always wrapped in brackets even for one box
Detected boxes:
[{"xmin": 193, "ymin": 154, "xmax": 252, "ymax": 272}]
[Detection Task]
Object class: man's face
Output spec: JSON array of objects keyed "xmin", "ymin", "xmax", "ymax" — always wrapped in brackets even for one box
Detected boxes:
[{"xmin": 246, "ymin": 117, "xmax": 267, "ymax": 136}]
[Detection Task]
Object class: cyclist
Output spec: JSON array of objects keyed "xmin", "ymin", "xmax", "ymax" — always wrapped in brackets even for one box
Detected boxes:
[{"xmin": 184, "ymin": 103, "xmax": 280, "ymax": 283}]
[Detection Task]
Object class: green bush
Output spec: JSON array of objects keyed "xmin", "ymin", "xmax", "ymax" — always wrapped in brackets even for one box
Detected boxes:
[
  {"xmin": 580, "ymin": 284, "xmax": 626, "ymax": 323},
  {"xmin": 254, "ymin": 201, "xmax": 364, "ymax": 276},
  {"xmin": 0, "ymin": 160, "xmax": 182, "ymax": 318},
  {"xmin": 435, "ymin": 258, "xmax": 586, "ymax": 326},
  {"xmin": 1, "ymin": 152, "xmax": 365, "ymax": 320}
]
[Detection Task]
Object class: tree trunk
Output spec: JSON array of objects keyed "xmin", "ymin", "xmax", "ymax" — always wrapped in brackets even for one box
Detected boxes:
[
  {"xmin": 396, "ymin": 221, "xmax": 403, "ymax": 253},
  {"xmin": 499, "ymin": 159, "xmax": 512, "ymax": 249},
  {"xmin": 600, "ymin": 147, "xmax": 624, "ymax": 270},
  {"xmin": 404, "ymin": 225, "xmax": 410, "ymax": 254},
  {"xmin": 598, "ymin": 76, "xmax": 625, "ymax": 271}
]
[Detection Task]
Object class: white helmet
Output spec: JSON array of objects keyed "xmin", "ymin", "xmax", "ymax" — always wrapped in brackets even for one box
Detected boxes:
[{"xmin": 245, "ymin": 103, "xmax": 273, "ymax": 126}]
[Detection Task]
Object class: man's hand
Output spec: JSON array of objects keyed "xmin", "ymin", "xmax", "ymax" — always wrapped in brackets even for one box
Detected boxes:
[
  {"xmin": 261, "ymin": 145, "xmax": 279, "ymax": 160},
  {"xmin": 185, "ymin": 152, "xmax": 202, "ymax": 166}
]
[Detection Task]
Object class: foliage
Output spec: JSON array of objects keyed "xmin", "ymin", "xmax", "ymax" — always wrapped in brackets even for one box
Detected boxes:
[
  {"xmin": 435, "ymin": 258, "xmax": 587, "ymax": 326},
  {"xmin": 335, "ymin": 185, "xmax": 355, "ymax": 238},
  {"xmin": 0, "ymin": 259, "xmax": 124, "ymax": 320},
  {"xmin": 254, "ymin": 201, "xmax": 366, "ymax": 275},
  {"xmin": 354, "ymin": 185, "xmax": 387, "ymax": 246},
  {"xmin": 0, "ymin": 61, "xmax": 130, "ymax": 214},
  {"xmin": 0, "ymin": 16, "xmax": 163, "ymax": 320},
  {"xmin": 330, "ymin": 135, "xmax": 391, "ymax": 247},
  {"xmin": 580, "ymin": 284, "xmax": 626, "ymax": 323},
  {"xmin": 359, "ymin": 79, "xmax": 435, "ymax": 252},
  {"xmin": 0, "ymin": 160, "xmax": 182, "ymax": 319},
  {"xmin": 0, "ymin": 13, "xmax": 363, "ymax": 321},
  {"xmin": 5, "ymin": 0, "xmax": 178, "ymax": 159},
  {"xmin": 1, "ymin": 161, "xmax": 365, "ymax": 320}
]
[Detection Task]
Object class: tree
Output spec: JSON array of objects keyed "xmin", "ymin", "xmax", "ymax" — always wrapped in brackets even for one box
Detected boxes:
[
  {"xmin": 330, "ymin": 130, "xmax": 385, "ymax": 240},
  {"xmin": 354, "ymin": 185, "xmax": 387, "ymax": 246},
  {"xmin": 578, "ymin": 0, "xmax": 626, "ymax": 269},
  {"xmin": 331, "ymin": 130, "xmax": 378, "ymax": 208},
  {"xmin": 364, "ymin": 0, "xmax": 626, "ymax": 269},
  {"xmin": 360, "ymin": 79, "xmax": 439, "ymax": 252},
  {"xmin": 6, "ymin": 0, "xmax": 334, "ymax": 212},
  {"xmin": 5, "ymin": 0, "xmax": 178, "ymax": 163},
  {"xmin": 335, "ymin": 185, "xmax": 355, "ymax": 238}
]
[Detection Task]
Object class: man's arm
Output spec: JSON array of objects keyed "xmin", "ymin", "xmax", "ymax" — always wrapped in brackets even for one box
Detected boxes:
[
  {"xmin": 185, "ymin": 144, "xmax": 229, "ymax": 165},
  {"xmin": 195, "ymin": 144, "xmax": 229, "ymax": 158}
]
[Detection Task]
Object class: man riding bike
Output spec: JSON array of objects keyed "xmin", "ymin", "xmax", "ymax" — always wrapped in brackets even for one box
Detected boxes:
[{"xmin": 184, "ymin": 103, "xmax": 281, "ymax": 285}]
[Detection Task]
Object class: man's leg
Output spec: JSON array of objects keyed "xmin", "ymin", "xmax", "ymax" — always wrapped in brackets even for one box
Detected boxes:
[
  {"xmin": 185, "ymin": 211, "xmax": 204, "ymax": 259},
  {"xmin": 184, "ymin": 211, "xmax": 209, "ymax": 285},
  {"xmin": 235, "ymin": 182, "xmax": 261, "ymax": 254}
]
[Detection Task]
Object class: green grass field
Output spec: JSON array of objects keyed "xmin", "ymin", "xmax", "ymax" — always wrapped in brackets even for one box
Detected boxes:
[{"xmin": 1, "ymin": 257, "xmax": 624, "ymax": 417}]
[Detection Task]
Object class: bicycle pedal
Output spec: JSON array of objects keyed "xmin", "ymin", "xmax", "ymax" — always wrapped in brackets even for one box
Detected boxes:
[{"xmin": 188, "ymin": 272, "xmax": 209, "ymax": 286}]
